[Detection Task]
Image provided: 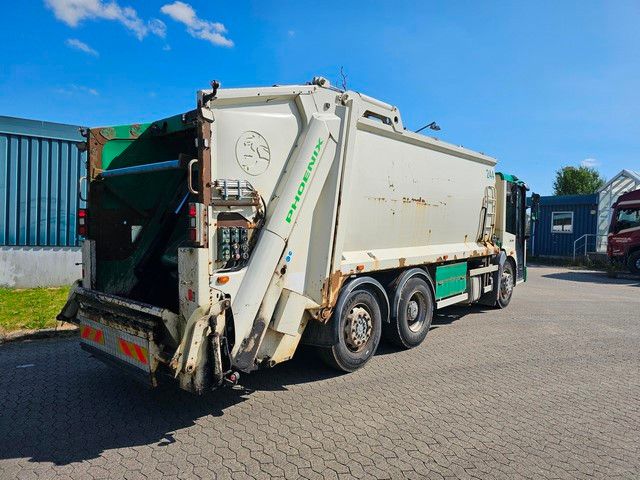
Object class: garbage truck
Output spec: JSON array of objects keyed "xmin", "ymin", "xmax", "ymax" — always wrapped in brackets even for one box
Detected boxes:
[{"xmin": 59, "ymin": 77, "xmax": 529, "ymax": 394}]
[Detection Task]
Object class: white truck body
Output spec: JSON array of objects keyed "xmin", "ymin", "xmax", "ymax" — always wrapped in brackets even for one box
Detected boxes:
[{"xmin": 60, "ymin": 78, "xmax": 528, "ymax": 393}]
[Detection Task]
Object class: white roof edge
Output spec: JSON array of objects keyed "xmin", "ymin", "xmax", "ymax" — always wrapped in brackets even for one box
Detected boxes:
[{"xmin": 598, "ymin": 169, "xmax": 640, "ymax": 192}]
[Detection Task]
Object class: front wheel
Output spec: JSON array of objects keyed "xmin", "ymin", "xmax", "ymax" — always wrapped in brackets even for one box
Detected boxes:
[
  {"xmin": 627, "ymin": 251, "xmax": 640, "ymax": 275},
  {"xmin": 319, "ymin": 289, "xmax": 382, "ymax": 372},
  {"xmin": 496, "ymin": 260, "xmax": 515, "ymax": 308}
]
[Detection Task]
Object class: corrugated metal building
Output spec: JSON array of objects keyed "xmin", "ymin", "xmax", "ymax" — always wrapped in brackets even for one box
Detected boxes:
[
  {"xmin": 0, "ymin": 116, "xmax": 87, "ymax": 287},
  {"xmin": 529, "ymin": 194, "xmax": 598, "ymax": 257}
]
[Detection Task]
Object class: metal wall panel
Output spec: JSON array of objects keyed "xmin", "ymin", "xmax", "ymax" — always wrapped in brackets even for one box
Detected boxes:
[
  {"xmin": 0, "ymin": 116, "xmax": 87, "ymax": 247},
  {"xmin": 529, "ymin": 194, "xmax": 598, "ymax": 257}
]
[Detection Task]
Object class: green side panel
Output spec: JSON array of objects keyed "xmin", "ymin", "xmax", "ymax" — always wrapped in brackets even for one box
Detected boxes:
[{"xmin": 435, "ymin": 262, "xmax": 467, "ymax": 300}]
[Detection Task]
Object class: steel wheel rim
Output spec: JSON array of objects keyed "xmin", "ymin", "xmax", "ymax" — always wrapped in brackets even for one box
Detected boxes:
[
  {"xmin": 501, "ymin": 267, "xmax": 513, "ymax": 299},
  {"xmin": 344, "ymin": 305, "xmax": 373, "ymax": 352},
  {"xmin": 406, "ymin": 291, "xmax": 427, "ymax": 333}
]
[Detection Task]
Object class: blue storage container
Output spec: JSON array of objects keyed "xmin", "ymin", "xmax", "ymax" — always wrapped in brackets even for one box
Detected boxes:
[{"xmin": 528, "ymin": 194, "xmax": 598, "ymax": 257}]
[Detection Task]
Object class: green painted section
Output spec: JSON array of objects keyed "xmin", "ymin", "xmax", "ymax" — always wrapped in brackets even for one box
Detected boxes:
[
  {"xmin": 435, "ymin": 262, "xmax": 467, "ymax": 300},
  {"xmin": 99, "ymin": 113, "xmax": 193, "ymax": 171},
  {"xmin": 496, "ymin": 171, "xmax": 526, "ymax": 186},
  {"xmin": 90, "ymin": 113, "xmax": 197, "ymax": 297}
]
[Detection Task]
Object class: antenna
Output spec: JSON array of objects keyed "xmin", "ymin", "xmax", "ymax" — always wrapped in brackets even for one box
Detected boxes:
[
  {"xmin": 415, "ymin": 121, "xmax": 441, "ymax": 133},
  {"xmin": 339, "ymin": 66, "xmax": 348, "ymax": 91}
]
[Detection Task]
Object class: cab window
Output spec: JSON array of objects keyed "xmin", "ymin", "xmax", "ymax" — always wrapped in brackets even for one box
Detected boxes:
[{"xmin": 616, "ymin": 207, "xmax": 640, "ymax": 231}]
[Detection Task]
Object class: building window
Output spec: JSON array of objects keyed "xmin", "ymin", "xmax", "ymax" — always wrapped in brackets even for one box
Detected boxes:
[{"xmin": 551, "ymin": 211, "xmax": 574, "ymax": 233}]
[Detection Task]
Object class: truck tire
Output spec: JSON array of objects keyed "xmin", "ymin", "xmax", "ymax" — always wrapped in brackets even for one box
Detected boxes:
[
  {"xmin": 496, "ymin": 259, "xmax": 515, "ymax": 308},
  {"xmin": 384, "ymin": 277, "xmax": 434, "ymax": 349},
  {"xmin": 628, "ymin": 251, "xmax": 640, "ymax": 275},
  {"xmin": 319, "ymin": 289, "xmax": 382, "ymax": 372}
]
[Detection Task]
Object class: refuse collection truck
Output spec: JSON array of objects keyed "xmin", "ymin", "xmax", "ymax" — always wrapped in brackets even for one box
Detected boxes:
[{"xmin": 59, "ymin": 77, "xmax": 529, "ymax": 394}]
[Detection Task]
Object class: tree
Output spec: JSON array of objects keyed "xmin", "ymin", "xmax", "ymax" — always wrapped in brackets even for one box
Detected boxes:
[{"xmin": 552, "ymin": 166, "xmax": 605, "ymax": 195}]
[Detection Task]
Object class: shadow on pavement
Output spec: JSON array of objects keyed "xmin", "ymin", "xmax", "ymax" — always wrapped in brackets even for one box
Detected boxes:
[
  {"xmin": 432, "ymin": 304, "xmax": 487, "ymax": 327},
  {"xmin": 375, "ymin": 304, "xmax": 490, "ymax": 356},
  {"xmin": 0, "ymin": 339, "xmax": 339, "ymax": 466},
  {"xmin": 542, "ymin": 270, "xmax": 640, "ymax": 286},
  {"xmin": 0, "ymin": 303, "xmax": 494, "ymax": 466}
]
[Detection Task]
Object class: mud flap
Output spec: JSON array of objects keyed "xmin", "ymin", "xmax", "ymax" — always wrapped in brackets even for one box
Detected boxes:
[{"xmin": 57, "ymin": 280, "xmax": 82, "ymax": 324}]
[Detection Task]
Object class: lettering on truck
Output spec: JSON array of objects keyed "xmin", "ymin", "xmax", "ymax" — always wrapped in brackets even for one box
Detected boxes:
[{"xmin": 286, "ymin": 138, "xmax": 324, "ymax": 223}]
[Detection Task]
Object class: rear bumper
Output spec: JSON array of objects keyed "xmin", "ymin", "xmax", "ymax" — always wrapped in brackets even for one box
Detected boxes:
[
  {"xmin": 81, "ymin": 343, "xmax": 153, "ymax": 386},
  {"xmin": 59, "ymin": 285, "xmax": 229, "ymax": 394},
  {"xmin": 60, "ymin": 286, "xmax": 180, "ymax": 386},
  {"xmin": 79, "ymin": 316, "xmax": 153, "ymax": 377}
]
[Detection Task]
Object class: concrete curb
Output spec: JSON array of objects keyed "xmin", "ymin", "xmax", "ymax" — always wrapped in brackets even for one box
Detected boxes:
[{"xmin": 0, "ymin": 324, "xmax": 78, "ymax": 345}]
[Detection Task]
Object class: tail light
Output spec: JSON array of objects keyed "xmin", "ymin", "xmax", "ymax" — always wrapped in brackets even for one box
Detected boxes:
[
  {"xmin": 78, "ymin": 208, "xmax": 87, "ymax": 237},
  {"xmin": 187, "ymin": 202, "xmax": 205, "ymax": 246}
]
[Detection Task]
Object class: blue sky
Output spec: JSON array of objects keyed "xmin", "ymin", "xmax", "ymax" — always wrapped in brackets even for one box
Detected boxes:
[{"xmin": 1, "ymin": 1, "xmax": 639, "ymax": 194}]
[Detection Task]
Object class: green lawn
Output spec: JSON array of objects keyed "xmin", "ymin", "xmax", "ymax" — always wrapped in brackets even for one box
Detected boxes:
[{"xmin": 0, "ymin": 286, "xmax": 70, "ymax": 333}]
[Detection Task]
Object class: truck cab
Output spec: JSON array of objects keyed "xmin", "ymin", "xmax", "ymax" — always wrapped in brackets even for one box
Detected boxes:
[
  {"xmin": 495, "ymin": 173, "xmax": 529, "ymax": 284},
  {"xmin": 607, "ymin": 189, "xmax": 640, "ymax": 274}
]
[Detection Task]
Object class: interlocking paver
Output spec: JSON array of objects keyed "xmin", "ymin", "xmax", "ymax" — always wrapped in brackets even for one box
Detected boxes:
[{"xmin": 1, "ymin": 266, "xmax": 639, "ymax": 479}]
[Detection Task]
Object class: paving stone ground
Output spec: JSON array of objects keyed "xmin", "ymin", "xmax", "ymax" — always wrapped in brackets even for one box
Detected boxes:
[{"xmin": 1, "ymin": 266, "xmax": 639, "ymax": 479}]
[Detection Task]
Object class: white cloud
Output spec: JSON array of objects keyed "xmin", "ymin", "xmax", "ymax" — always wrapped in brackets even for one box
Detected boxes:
[
  {"xmin": 581, "ymin": 158, "xmax": 600, "ymax": 168},
  {"xmin": 45, "ymin": 0, "xmax": 166, "ymax": 40},
  {"xmin": 65, "ymin": 38, "xmax": 99, "ymax": 56},
  {"xmin": 148, "ymin": 18, "xmax": 167, "ymax": 38},
  {"xmin": 160, "ymin": 1, "xmax": 233, "ymax": 47},
  {"xmin": 54, "ymin": 84, "xmax": 99, "ymax": 96}
]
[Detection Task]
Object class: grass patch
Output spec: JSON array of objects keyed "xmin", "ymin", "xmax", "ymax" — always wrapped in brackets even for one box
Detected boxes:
[{"xmin": 0, "ymin": 286, "xmax": 70, "ymax": 333}]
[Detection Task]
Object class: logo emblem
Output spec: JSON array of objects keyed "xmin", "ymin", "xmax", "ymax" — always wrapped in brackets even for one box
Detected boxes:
[{"xmin": 236, "ymin": 131, "xmax": 271, "ymax": 176}]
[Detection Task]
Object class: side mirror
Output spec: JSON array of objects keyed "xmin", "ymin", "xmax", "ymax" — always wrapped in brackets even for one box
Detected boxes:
[{"xmin": 531, "ymin": 193, "xmax": 541, "ymax": 222}]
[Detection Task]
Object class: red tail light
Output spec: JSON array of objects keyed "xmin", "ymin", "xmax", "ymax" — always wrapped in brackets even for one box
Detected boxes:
[
  {"xmin": 187, "ymin": 202, "xmax": 204, "ymax": 245},
  {"xmin": 78, "ymin": 208, "xmax": 87, "ymax": 237}
]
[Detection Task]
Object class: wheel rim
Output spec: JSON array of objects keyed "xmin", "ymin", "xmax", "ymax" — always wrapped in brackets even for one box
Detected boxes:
[
  {"xmin": 406, "ymin": 292, "xmax": 427, "ymax": 333},
  {"xmin": 344, "ymin": 305, "xmax": 373, "ymax": 352},
  {"xmin": 500, "ymin": 267, "xmax": 514, "ymax": 300}
]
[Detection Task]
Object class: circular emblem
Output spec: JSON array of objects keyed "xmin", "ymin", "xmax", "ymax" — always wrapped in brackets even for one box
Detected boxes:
[{"xmin": 235, "ymin": 131, "xmax": 271, "ymax": 176}]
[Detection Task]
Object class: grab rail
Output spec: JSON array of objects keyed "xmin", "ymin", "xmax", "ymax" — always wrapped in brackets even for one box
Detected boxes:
[{"xmin": 573, "ymin": 234, "xmax": 608, "ymax": 259}]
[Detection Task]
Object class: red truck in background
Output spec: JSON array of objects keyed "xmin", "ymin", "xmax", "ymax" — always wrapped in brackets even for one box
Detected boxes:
[{"xmin": 608, "ymin": 189, "xmax": 640, "ymax": 275}]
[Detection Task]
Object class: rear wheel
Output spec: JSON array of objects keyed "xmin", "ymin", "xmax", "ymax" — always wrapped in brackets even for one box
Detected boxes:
[
  {"xmin": 384, "ymin": 277, "xmax": 434, "ymax": 349},
  {"xmin": 628, "ymin": 251, "xmax": 640, "ymax": 275},
  {"xmin": 496, "ymin": 260, "xmax": 515, "ymax": 308},
  {"xmin": 319, "ymin": 290, "xmax": 382, "ymax": 372}
]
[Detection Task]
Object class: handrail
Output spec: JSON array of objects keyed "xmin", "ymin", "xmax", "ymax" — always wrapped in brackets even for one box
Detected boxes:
[{"xmin": 573, "ymin": 234, "xmax": 608, "ymax": 259}]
